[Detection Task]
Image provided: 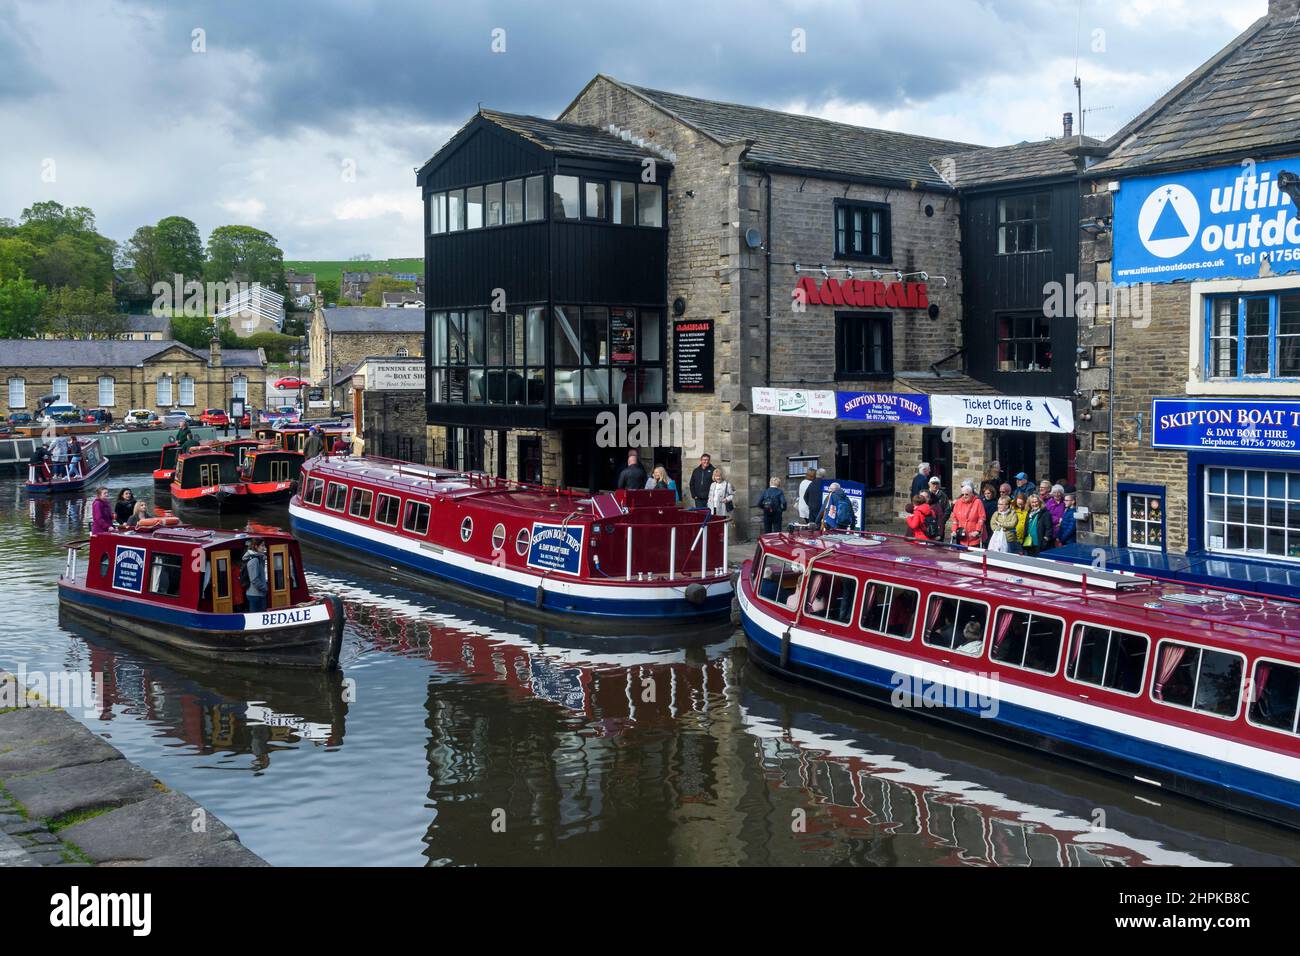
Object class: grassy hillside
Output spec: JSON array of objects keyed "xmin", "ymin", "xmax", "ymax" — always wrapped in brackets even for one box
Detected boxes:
[{"xmin": 284, "ymin": 258, "xmax": 422, "ymax": 283}]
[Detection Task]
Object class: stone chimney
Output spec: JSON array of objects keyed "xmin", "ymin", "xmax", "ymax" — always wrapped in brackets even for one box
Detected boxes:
[
  {"xmin": 1063, "ymin": 112, "xmax": 1073, "ymax": 138},
  {"xmin": 209, "ymin": 336, "xmax": 222, "ymax": 368},
  {"xmin": 1270, "ymin": 0, "xmax": 1300, "ymax": 18}
]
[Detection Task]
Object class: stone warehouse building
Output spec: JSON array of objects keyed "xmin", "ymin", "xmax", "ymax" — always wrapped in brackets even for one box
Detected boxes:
[
  {"xmin": 308, "ymin": 305, "xmax": 424, "ymax": 392},
  {"xmin": 0, "ymin": 339, "xmax": 268, "ymax": 415}
]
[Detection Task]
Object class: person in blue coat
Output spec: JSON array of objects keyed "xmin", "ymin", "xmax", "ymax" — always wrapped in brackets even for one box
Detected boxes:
[
  {"xmin": 1057, "ymin": 492, "xmax": 1078, "ymax": 545},
  {"xmin": 821, "ymin": 483, "xmax": 856, "ymax": 531}
]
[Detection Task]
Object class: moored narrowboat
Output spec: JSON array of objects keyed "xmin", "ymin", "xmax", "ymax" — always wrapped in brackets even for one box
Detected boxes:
[
  {"xmin": 288, "ymin": 455, "xmax": 734, "ymax": 625},
  {"xmin": 170, "ymin": 446, "xmax": 250, "ymax": 511},
  {"xmin": 153, "ymin": 441, "xmax": 179, "ymax": 489},
  {"xmin": 25, "ymin": 436, "xmax": 109, "ymax": 494},
  {"xmin": 58, "ymin": 524, "xmax": 344, "ymax": 669},
  {"xmin": 738, "ymin": 530, "xmax": 1300, "ymax": 828},
  {"xmin": 239, "ymin": 447, "xmax": 304, "ymax": 504}
]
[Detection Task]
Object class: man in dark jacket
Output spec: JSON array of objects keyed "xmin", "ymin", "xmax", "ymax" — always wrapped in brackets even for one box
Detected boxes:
[
  {"xmin": 804, "ymin": 468, "xmax": 825, "ymax": 526},
  {"xmin": 615, "ymin": 450, "xmax": 647, "ymax": 490},
  {"xmin": 910, "ymin": 463, "xmax": 931, "ymax": 498},
  {"xmin": 303, "ymin": 426, "xmax": 325, "ymax": 460},
  {"xmin": 688, "ymin": 453, "xmax": 714, "ymax": 508},
  {"xmin": 926, "ymin": 475, "xmax": 950, "ymax": 530}
]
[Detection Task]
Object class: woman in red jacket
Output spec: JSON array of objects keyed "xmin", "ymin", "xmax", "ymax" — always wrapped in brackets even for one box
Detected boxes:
[
  {"xmin": 947, "ymin": 480, "xmax": 987, "ymax": 548},
  {"xmin": 906, "ymin": 493, "xmax": 937, "ymax": 541}
]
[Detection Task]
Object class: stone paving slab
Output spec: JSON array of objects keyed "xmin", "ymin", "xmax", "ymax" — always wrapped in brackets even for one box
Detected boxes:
[
  {"xmin": 143, "ymin": 839, "xmax": 269, "ymax": 867},
  {"xmin": 3, "ymin": 757, "xmax": 159, "ymax": 821},
  {"xmin": 61, "ymin": 792, "xmax": 239, "ymax": 864},
  {"xmin": 0, "ymin": 827, "xmax": 37, "ymax": 867},
  {"xmin": 0, "ymin": 718, "xmax": 121, "ymax": 775}
]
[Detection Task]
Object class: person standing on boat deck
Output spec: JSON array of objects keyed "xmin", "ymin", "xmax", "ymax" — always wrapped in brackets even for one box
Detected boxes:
[
  {"xmin": 757, "ymin": 477, "xmax": 787, "ymax": 534},
  {"xmin": 796, "ymin": 467, "xmax": 815, "ymax": 525},
  {"xmin": 707, "ymin": 468, "xmax": 735, "ymax": 517},
  {"xmin": 303, "ymin": 426, "xmax": 324, "ymax": 461},
  {"xmin": 688, "ymin": 453, "xmax": 714, "ymax": 508},
  {"xmin": 948, "ymin": 480, "xmax": 986, "ymax": 548},
  {"xmin": 28, "ymin": 444, "xmax": 51, "ymax": 482},
  {"xmin": 615, "ymin": 450, "xmax": 647, "ymax": 490},
  {"xmin": 65, "ymin": 435, "xmax": 82, "ymax": 479},
  {"xmin": 50, "ymin": 437, "xmax": 67, "ymax": 479},
  {"xmin": 242, "ymin": 539, "xmax": 268, "ymax": 613},
  {"xmin": 910, "ymin": 462, "xmax": 931, "ymax": 498},
  {"xmin": 90, "ymin": 487, "xmax": 113, "ymax": 534},
  {"xmin": 805, "ymin": 468, "xmax": 827, "ymax": 527},
  {"xmin": 114, "ymin": 489, "xmax": 135, "ymax": 524}
]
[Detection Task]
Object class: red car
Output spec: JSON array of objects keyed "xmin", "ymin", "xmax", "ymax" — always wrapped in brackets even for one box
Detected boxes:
[
  {"xmin": 199, "ymin": 408, "xmax": 229, "ymax": 426},
  {"xmin": 274, "ymin": 377, "xmax": 309, "ymax": 390}
]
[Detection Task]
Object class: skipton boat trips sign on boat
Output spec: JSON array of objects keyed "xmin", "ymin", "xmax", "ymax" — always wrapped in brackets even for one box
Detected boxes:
[
  {"xmin": 111, "ymin": 545, "xmax": 147, "ymax": 593},
  {"xmin": 930, "ymin": 395, "xmax": 1074, "ymax": 433},
  {"xmin": 1113, "ymin": 157, "xmax": 1300, "ymax": 284},
  {"xmin": 1153, "ymin": 398, "xmax": 1300, "ymax": 452},
  {"xmin": 526, "ymin": 523, "xmax": 586, "ymax": 576}
]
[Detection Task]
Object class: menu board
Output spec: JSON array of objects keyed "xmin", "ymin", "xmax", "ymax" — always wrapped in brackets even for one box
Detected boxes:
[
  {"xmin": 611, "ymin": 309, "xmax": 636, "ymax": 365},
  {"xmin": 673, "ymin": 319, "xmax": 714, "ymax": 393}
]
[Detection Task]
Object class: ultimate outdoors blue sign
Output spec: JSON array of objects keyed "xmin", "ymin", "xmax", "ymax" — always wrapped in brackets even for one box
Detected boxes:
[
  {"xmin": 821, "ymin": 479, "xmax": 865, "ymax": 530},
  {"xmin": 837, "ymin": 391, "xmax": 930, "ymax": 423},
  {"xmin": 1152, "ymin": 398, "xmax": 1300, "ymax": 453},
  {"xmin": 111, "ymin": 545, "xmax": 147, "ymax": 593},
  {"xmin": 1114, "ymin": 156, "xmax": 1300, "ymax": 285},
  {"xmin": 527, "ymin": 522, "xmax": 585, "ymax": 576}
]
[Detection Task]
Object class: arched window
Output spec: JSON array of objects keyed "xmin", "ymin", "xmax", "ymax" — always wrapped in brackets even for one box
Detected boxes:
[
  {"xmin": 156, "ymin": 374, "xmax": 173, "ymax": 407},
  {"xmin": 396, "ymin": 346, "xmax": 410, "ymax": 358},
  {"xmin": 51, "ymin": 376, "xmax": 69, "ymax": 402},
  {"xmin": 7, "ymin": 377, "xmax": 25, "ymax": 410},
  {"xmin": 232, "ymin": 374, "xmax": 248, "ymax": 400},
  {"xmin": 179, "ymin": 374, "xmax": 195, "ymax": 406},
  {"xmin": 97, "ymin": 376, "xmax": 115, "ymax": 407}
]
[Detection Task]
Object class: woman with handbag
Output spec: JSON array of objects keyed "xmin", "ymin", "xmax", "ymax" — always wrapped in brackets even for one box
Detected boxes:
[{"xmin": 707, "ymin": 468, "xmax": 735, "ymax": 517}]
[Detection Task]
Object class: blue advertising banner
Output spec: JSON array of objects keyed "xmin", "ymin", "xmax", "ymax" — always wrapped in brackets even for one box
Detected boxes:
[
  {"xmin": 821, "ymin": 479, "xmax": 865, "ymax": 530},
  {"xmin": 1114, "ymin": 157, "xmax": 1300, "ymax": 285},
  {"xmin": 111, "ymin": 545, "xmax": 147, "ymax": 593},
  {"xmin": 1152, "ymin": 398, "xmax": 1300, "ymax": 453},
  {"xmin": 527, "ymin": 522, "xmax": 586, "ymax": 576},
  {"xmin": 837, "ymin": 391, "xmax": 931, "ymax": 423}
]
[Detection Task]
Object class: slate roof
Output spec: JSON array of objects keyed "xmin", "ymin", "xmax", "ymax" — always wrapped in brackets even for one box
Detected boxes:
[
  {"xmin": 478, "ymin": 108, "xmax": 665, "ymax": 164},
  {"xmin": 119, "ymin": 314, "xmax": 172, "ymax": 333},
  {"xmin": 0, "ymin": 339, "xmax": 203, "ymax": 368},
  {"xmin": 606, "ymin": 77, "xmax": 984, "ymax": 188},
  {"xmin": 933, "ymin": 136, "xmax": 1099, "ymax": 188},
  {"xmin": 1090, "ymin": 12, "xmax": 1295, "ymax": 174},
  {"xmin": 220, "ymin": 349, "xmax": 267, "ymax": 368},
  {"xmin": 321, "ymin": 307, "xmax": 424, "ymax": 334},
  {"xmin": 893, "ymin": 371, "xmax": 1002, "ymax": 396}
]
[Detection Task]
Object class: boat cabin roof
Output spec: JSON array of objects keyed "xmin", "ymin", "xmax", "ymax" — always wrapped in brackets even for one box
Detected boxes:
[
  {"xmin": 757, "ymin": 531, "xmax": 1300, "ymax": 655},
  {"xmin": 94, "ymin": 524, "xmax": 295, "ymax": 554}
]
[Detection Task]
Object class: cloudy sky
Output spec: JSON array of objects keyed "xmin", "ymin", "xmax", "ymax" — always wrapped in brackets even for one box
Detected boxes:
[{"xmin": 0, "ymin": 0, "xmax": 1266, "ymax": 259}]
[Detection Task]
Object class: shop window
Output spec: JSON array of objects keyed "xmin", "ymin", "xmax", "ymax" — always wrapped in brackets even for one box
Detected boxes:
[
  {"xmin": 584, "ymin": 180, "xmax": 606, "ymax": 220},
  {"xmin": 1205, "ymin": 466, "xmax": 1300, "ymax": 560},
  {"xmin": 552, "ymin": 175, "xmax": 580, "ymax": 220},
  {"xmin": 990, "ymin": 609, "xmax": 1064, "ymax": 675},
  {"xmin": 835, "ymin": 313, "xmax": 892, "ymax": 378},
  {"xmin": 612, "ymin": 181, "xmax": 636, "ymax": 224},
  {"xmin": 833, "ymin": 199, "xmax": 890, "ymax": 262},
  {"xmin": 859, "ymin": 581, "xmax": 918, "ymax": 640},
  {"xmin": 1248, "ymin": 659, "xmax": 1300, "ymax": 736},
  {"xmin": 504, "ymin": 179, "xmax": 524, "ymax": 224},
  {"xmin": 1152, "ymin": 640, "xmax": 1244, "ymax": 719},
  {"xmin": 525, "ymin": 175, "xmax": 544, "ymax": 222},
  {"xmin": 1122, "ymin": 487, "xmax": 1164, "ymax": 551},
  {"xmin": 997, "ymin": 313, "xmax": 1052, "ymax": 371},
  {"xmin": 922, "ymin": 596, "xmax": 988, "ymax": 655},
  {"xmin": 997, "ymin": 192, "xmax": 1051, "ymax": 254},
  {"xmin": 637, "ymin": 183, "xmax": 663, "ymax": 227},
  {"xmin": 465, "ymin": 186, "xmax": 483, "ymax": 229},
  {"xmin": 1206, "ymin": 291, "xmax": 1300, "ymax": 380},
  {"xmin": 1067, "ymin": 624, "xmax": 1148, "ymax": 696},
  {"xmin": 484, "ymin": 183, "xmax": 502, "ymax": 226}
]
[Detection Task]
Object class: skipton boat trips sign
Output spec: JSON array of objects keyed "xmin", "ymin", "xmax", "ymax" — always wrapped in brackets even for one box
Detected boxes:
[
  {"xmin": 1152, "ymin": 398, "xmax": 1300, "ymax": 452},
  {"xmin": 526, "ymin": 522, "xmax": 586, "ymax": 576},
  {"xmin": 1113, "ymin": 157, "xmax": 1300, "ymax": 284},
  {"xmin": 837, "ymin": 391, "xmax": 930, "ymax": 423},
  {"xmin": 930, "ymin": 395, "xmax": 1074, "ymax": 433},
  {"xmin": 111, "ymin": 545, "xmax": 147, "ymax": 593}
]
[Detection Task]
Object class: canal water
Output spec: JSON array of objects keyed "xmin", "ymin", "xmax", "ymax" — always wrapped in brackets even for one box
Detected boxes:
[{"xmin": 3, "ymin": 467, "xmax": 1297, "ymax": 866}]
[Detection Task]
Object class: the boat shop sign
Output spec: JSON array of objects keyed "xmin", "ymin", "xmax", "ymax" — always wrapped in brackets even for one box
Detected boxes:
[{"xmin": 363, "ymin": 360, "xmax": 425, "ymax": 391}]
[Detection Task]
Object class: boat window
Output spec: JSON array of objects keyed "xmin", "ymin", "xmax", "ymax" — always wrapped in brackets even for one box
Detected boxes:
[
  {"xmin": 491, "ymin": 523, "xmax": 506, "ymax": 551},
  {"xmin": 403, "ymin": 501, "xmax": 430, "ymax": 536},
  {"xmin": 304, "ymin": 477, "xmax": 324, "ymax": 506},
  {"xmin": 1152, "ymin": 640, "xmax": 1244, "ymax": 719},
  {"xmin": 148, "ymin": 553, "xmax": 183, "ymax": 597},
  {"xmin": 325, "ymin": 482, "xmax": 347, "ymax": 512},
  {"xmin": 803, "ymin": 571, "xmax": 857, "ymax": 625},
  {"xmin": 348, "ymin": 488, "xmax": 373, "ymax": 520},
  {"xmin": 460, "ymin": 517, "xmax": 473, "ymax": 543},
  {"xmin": 98, "ymin": 553, "xmax": 110, "ymax": 579},
  {"xmin": 269, "ymin": 459, "xmax": 291, "ymax": 482},
  {"xmin": 198, "ymin": 461, "xmax": 221, "ymax": 486},
  {"xmin": 1248, "ymin": 659, "xmax": 1300, "ymax": 735},
  {"xmin": 1067, "ymin": 624, "xmax": 1148, "ymax": 696},
  {"xmin": 515, "ymin": 527, "xmax": 531, "ymax": 556},
  {"xmin": 375, "ymin": 493, "xmax": 400, "ymax": 527},
  {"xmin": 923, "ymin": 596, "xmax": 988, "ymax": 656},
  {"xmin": 860, "ymin": 581, "xmax": 918, "ymax": 641},
  {"xmin": 756, "ymin": 554, "xmax": 803, "ymax": 609},
  {"xmin": 272, "ymin": 551, "xmax": 286, "ymax": 592},
  {"xmin": 990, "ymin": 609, "xmax": 1064, "ymax": 675},
  {"xmin": 215, "ymin": 555, "xmax": 229, "ymax": 599}
]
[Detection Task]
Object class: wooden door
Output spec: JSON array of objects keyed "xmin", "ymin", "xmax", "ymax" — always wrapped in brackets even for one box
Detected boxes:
[
  {"xmin": 211, "ymin": 550, "xmax": 233, "ymax": 614},
  {"xmin": 267, "ymin": 543, "xmax": 291, "ymax": 609}
]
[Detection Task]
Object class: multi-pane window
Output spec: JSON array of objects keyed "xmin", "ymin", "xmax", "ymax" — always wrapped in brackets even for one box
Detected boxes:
[
  {"xmin": 1249, "ymin": 659, "xmax": 1300, "ymax": 736},
  {"xmin": 231, "ymin": 374, "xmax": 247, "ymax": 400},
  {"xmin": 1152, "ymin": 640, "xmax": 1243, "ymax": 719},
  {"xmin": 755, "ymin": 554, "xmax": 803, "ymax": 608},
  {"xmin": 1067, "ymin": 624, "xmax": 1148, "ymax": 695},
  {"xmin": 324, "ymin": 481, "xmax": 347, "ymax": 512},
  {"xmin": 922, "ymin": 596, "xmax": 988, "ymax": 655},
  {"xmin": 859, "ymin": 581, "xmax": 918, "ymax": 640},
  {"xmin": 7, "ymin": 377, "xmax": 24, "ymax": 409},
  {"xmin": 303, "ymin": 476, "xmax": 324, "ymax": 505},
  {"xmin": 835, "ymin": 314, "xmax": 892, "ymax": 378},
  {"xmin": 990, "ymin": 609, "xmax": 1064, "ymax": 674},
  {"xmin": 156, "ymin": 375, "xmax": 172, "ymax": 407},
  {"xmin": 348, "ymin": 487, "xmax": 373, "ymax": 520},
  {"xmin": 431, "ymin": 175, "xmax": 661, "ymax": 232},
  {"xmin": 430, "ymin": 308, "xmax": 548, "ymax": 406},
  {"xmin": 834, "ymin": 200, "xmax": 891, "ymax": 261},
  {"xmin": 51, "ymin": 376, "xmax": 69, "ymax": 402},
  {"xmin": 1205, "ymin": 466, "xmax": 1300, "ymax": 560},
  {"xmin": 550, "ymin": 305, "xmax": 664, "ymax": 406},
  {"xmin": 1125, "ymin": 492, "xmax": 1164, "ymax": 550},
  {"xmin": 997, "ymin": 192, "xmax": 1051, "ymax": 253},
  {"xmin": 375, "ymin": 493, "xmax": 400, "ymax": 526},
  {"xmin": 997, "ymin": 313, "xmax": 1051, "ymax": 371},
  {"xmin": 97, "ymin": 376, "xmax": 114, "ymax": 407},
  {"xmin": 802, "ymin": 571, "xmax": 857, "ymax": 625},
  {"xmin": 403, "ymin": 500, "xmax": 430, "ymax": 535},
  {"xmin": 179, "ymin": 375, "xmax": 195, "ymax": 406},
  {"xmin": 1206, "ymin": 292, "xmax": 1300, "ymax": 380}
]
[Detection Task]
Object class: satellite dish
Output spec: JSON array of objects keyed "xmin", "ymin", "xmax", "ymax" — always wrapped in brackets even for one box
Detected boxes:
[{"xmin": 744, "ymin": 227, "xmax": 763, "ymax": 249}]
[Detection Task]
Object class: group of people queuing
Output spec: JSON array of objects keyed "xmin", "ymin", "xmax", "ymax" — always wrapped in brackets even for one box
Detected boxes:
[
  {"xmin": 28, "ymin": 435, "xmax": 87, "ymax": 482},
  {"xmin": 905, "ymin": 461, "xmax": 1077, "ymax": 554}
]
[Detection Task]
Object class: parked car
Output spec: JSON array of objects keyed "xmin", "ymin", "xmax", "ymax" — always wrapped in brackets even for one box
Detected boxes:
[
  {"xmin": 123, "ymin": 408, "xmax": 160, "ymax": 427},
  {"xmin": 199, "ymin": 408, "xmax": 229, "ymax": 426},
  {"xmin": 162, "ymin": 409, "xmax": 193, "ymax": 428},
  {"xmin": 7, "ymin": 412, "xmax": 32, "ymax": 426},
  {"xmin": 82, "ymin": 408, "xmax": 113, "ymax": 426},
  {"xmin": 39, "ymin": 403, "xmax": 82, "ymax": 424},
  {"xmin": 274, "ymin": 377, "xmax": 310, "ymax": 390}
]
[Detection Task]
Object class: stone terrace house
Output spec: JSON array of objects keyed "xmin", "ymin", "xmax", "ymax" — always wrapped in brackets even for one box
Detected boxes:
[
  {"xmin": 1068, "ymin": 0, "xmax": 1300, "ymax": 588},
  {"xmin": 308, "ymin": 305, "xmax": 424, "ymax": 390},
  {"xmin": 0, "ymin": 339, "xmax": 267, "ymax": 415}
]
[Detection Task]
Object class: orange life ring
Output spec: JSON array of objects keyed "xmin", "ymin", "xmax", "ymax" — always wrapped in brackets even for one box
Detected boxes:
[{"xmin": 135, "ymin": 515, "xmax": 180, "ymax": 530}]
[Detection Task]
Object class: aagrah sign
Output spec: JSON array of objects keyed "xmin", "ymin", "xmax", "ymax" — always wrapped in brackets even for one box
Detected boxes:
[
  {"xmin": 1114, "ymin": 157, "xmax": 1300, "ymax": 284},
  {"xmin": 793, "ymin": 276, "xmax": 929, "ymax": 310},
  {"xmin": 1152, "ymin": 398, "xmax": 1300, "ymax": 453},
  {"xmin": 751, "ymin": 388, "xmax": 837, "ymax": 419}
]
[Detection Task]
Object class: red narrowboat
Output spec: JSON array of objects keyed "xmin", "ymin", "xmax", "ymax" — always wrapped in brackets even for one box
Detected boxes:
[
  {"xmin": 58, "ymin": 524, "xmax": 344, "ymax": 669},
  {"xmin": 26, "ymin": 436, "xmax": 109, "ymax": 494},
  {"xmin": 153, "ymin": 441, "xmax": 179, "ymax": 489},
  {"xmin": 170, "ymin": 446, "xmax": 250, "ymax": 511},
  {"xmin": 238, "ymin": 447, "xmax": 304, "ymax": 504},
  {"xmin": 288, "ymin": 455, "xmax": 735, "ymax": 625},
  {"xmin": 738, "ymin": 530, "xmax": 1300, "ymax": 828}
]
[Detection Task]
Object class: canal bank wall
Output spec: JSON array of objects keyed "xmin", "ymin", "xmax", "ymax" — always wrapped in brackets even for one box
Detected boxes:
[{"xmin": 0, "ymin": 672, "xmax": 266, "ymax": 867}]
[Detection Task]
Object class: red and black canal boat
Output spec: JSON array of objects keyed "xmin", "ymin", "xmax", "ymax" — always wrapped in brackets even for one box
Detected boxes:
[
  {"xmin": 58, "ymin": 523, "xmax": 344, "ymax": 669},
  {"xmin": 26, "ymin": 436, "xmax": 109, "ymax": 494}
]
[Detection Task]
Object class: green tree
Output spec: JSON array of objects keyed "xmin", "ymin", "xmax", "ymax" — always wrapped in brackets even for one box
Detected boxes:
[
  {"xmin": 361, "ymin": 275, "xmax": 416, "ymax": 307},
  {"xmin": 13, "ymin": 202, "xmax": 114, "ymax": 291},
  {"xmin": 0, "ymin": 237, "xmax": 38, "ymax": 283},
  {"xmin": 169, "ymin": 314, "xmax": 239, "ymax": 350},
  {"xmin": 154, "ymin": 216, "xmax": 204, "ymax": 280},
  {"xmin": 126, "ymin": 225, "xmax": 166, "ymax": 290},
  {"xmin": 0, "ymin": 276, "xmax": 46, "ymax": 338},
  {"xmin": 205, "ymin": 225, "xmax": 284, "ymax": 290},
  {"xmin": 242, "ymin": 331, "xmax": 301, "ymax": 363},
  {"xmin": 39, "ymin": 286, "xmax": 124, "ymax": 339},
  {"xmin": 317, "ymin": 277, "xmax": 339, "ymax": 304}
]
